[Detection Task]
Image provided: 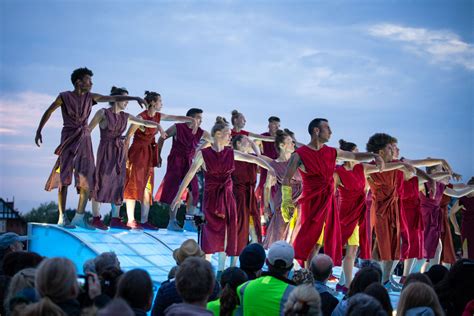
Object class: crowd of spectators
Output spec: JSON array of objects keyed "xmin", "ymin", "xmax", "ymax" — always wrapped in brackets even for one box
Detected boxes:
[{"xmin": 1, "ymin": 231, "xmax": 474, "ymax": 316}]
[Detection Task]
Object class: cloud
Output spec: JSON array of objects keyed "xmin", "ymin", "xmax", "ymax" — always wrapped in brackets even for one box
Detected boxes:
[
  {"xmin": 0, "ymin": 92, "xmax": 62, "ymax": 136},
  {"xmin": 368, "ymin": 23, "xmax": 474, "ymax": 70}
]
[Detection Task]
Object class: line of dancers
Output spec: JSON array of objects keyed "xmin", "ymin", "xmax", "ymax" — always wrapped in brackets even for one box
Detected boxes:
[{"xmin": 35, "ymin": 67, "xmax": 474, "ymax": 291}]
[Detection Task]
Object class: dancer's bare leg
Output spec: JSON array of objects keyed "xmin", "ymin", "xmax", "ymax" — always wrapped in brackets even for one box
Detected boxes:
[
  {"xmin": 249, "ymin": 224, "xmax": 258, "ymax": 244},
  {"xmin": 125, "ymin": 199, "xmax": 136, "ymax": 223},
  {"xmin": 77, "ymin": 187, "xmax": 89, "ymax": 214},
  {"xmin": 230, "ymin": 256, "xmax": 238, "ymax": 267},
  {"xmin": 305, "ymin": 244, "xmax": 321, "ymax": 269},
  {"xmin": 382, "ymin": 260, "xmax": 394, "ymax": 284},
  {"xmin": 111, "ymin": 204, "xmax": 120, "ymax": 217},
  {"xmin": 92, "ymin": 200, "xmax": 101, "ymax": 217},
  {"xmin": 57, "ymin": 186, "xmax": 68, "ymax": 224},
  {"xmin": 403, "ymin": 258, "xmax": 417, "ymax": 277},
  {"xmin": 141, "ymin": 188, "xmax": 151, "ymax": 223},
  {"xmin": 342, "ymin": 245, "xmax": 358, "ymax": 287}
]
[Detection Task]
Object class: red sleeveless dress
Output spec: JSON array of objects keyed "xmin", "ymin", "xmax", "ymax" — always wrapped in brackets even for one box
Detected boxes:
[
  {"xmin": 201, "ymin": 147, "xmax": 238, "ymax": 255},
  {"xmin": 45, "ymin": 91, "xmax": 95, "ymax": 192},
  {"xmin": 124, "ymin": 111, "xmax": 161, "ymax": 203},
  {"xmin": 459, "ymin": 196, "xmax": 474, "ymax": 259},
  {"xmin": 232, "ymin": 160, "xmax": 260, "ymax": 253},
  {"xmin": 368, "ymin": 169, "xmax": 401, "ymax": 261},
  {"xmin": 231, "ymin": 129, "xmax": 249, "ymax": 138},
  {"xmin": 292, "ymin": 145, "xmax": 341, "ymax": 264},
  {"xmin": 420, "ymin": 182, "xmax": 446, "ymax": 259},
  {"xmin": 400, "ymin": 176, "xmax": 424, "ymax": 259},
  {"xmin": 157, "ymin": 123, "xmax": 204, "ymax": 205},
  {"xmin": 335, "ymin": 164, "xmax": 369, "ymax": 252},
  {"xmin": 92, "ymin": 108, "xmax": 129, "ymax": 204}
]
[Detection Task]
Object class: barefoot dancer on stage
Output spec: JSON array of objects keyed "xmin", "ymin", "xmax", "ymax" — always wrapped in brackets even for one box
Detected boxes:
[
  {"xmin": 123, "ymin": 91, "xmax": 197, "ymax": 230},
  {"xmin": 171, "ymin": 117, "xmax": 275, "ymax": 275},
  {"xmin": 88, "ymin": 87, "xmax": 164, "ymax": 230},
  {"xmin": 35, "ymin": 68, "xmax": 147, "ymax": 229}
]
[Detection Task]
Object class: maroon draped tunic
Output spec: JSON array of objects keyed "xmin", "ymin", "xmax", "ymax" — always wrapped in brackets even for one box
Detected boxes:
[
  {"xmin": 124, "ymin": 111, "xmax": 161, "ymax": 203},
  {"xmin": 336, "ymin": 164, "xmax": 369, "ymax": 254},
  {"xmin": 232, "ymin": 160, "xmax": 260, "ymax": 253},
  {"xmin": 45, "ymin": 91, "xmax": 95, "ymax": 192},
  {"xmin": 292, "ymin": 145, "xmax": 341, "ymax": 265},
  {"xmin": 420, "ymin": 182, "xmax": 446, "ymax": 259},
  {"xmin": 92, "ymin": 108, "xmax": 129, "ymax": 204},
  {"xmin": 201, "ymin": 147, "xmax": 238, "ymax": 255},
  {"xmin": 459, "ymin": 195, "xmax": 474, "ymax": 259},
  {"xmin": 157, "ymin": 123, "xmax": 204, "ymax": 205},
  {"xmin": 440, "ymin": 184, "xmax": 456, "ymax": 264}
]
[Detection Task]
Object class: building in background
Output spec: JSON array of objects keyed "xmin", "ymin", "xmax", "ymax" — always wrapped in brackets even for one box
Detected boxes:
[{"xmin": 0, "ymin": 198, "xmax": 27, "ymax": 235}]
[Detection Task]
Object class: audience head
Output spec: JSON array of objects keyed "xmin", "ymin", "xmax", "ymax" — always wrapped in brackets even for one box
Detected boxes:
[
  {"xmin": 97, "ymin": 298, "xmax": 134, "ymax": 316},
  {"xmin": 424, "ymin": 265, "xmax": 448, "ymax": 287},
  {"xmin": 239, "ymin": 243, "xmax": 266, "ymax": 280},
  {"xmin": 283, "ymin": 284, "xmax": 322, "ymax": 316},
  {"xmin": 175, "ymin": 257, "xmax": 215, "ymax": 306},
  {"xmin": 173, "ymin": 239, "xmax": 205, "ymax": 265},
  {"xmin": 167, "ymin": 266, "xmax": 178, "ymax": 280},
  {"xmin": 83, "ymin": 258, "xmax": 96, "ymax": 274},
  {"xmin": 94, "ymin": 252, "xmax": 120, "ymax": 275},
  {"xmin": 347, "ymin": 266, "xmax": 381, "ymax": 297},
  {"xmin": 346, "ymin": 293, "xmax": 387, "ymax": 316},
  {"xmin": 292, "ymin": 268, "xmax": 314, "ymax": 285},
  {"xmin": 219, "ymin": 267, "xmax": 248, "ymax": 316},
  {"xmin": 116, "ymin": 269, "xmax": 154, "ymax": 311},
  {"xmin": 4, "ymin": 268, "xmax": 37, "ymax": 315},
  {"xmin": 99, "ymin": 266, "xmax": 123, "ymax": 299},
  {"xmin": 359, "ymin": 260, "xmax": 383, "ymax": 281},
  {"xmin": 266, "ymin": 241, "xmax": 294, "ymax": 276},
  {"xmin": 364, "ymin": 282, "xmax": 392, "ymax": 316},
  {"xmin": 0, "ymin": 232, "xmax": 27, "ymax": 260},
  {"xmin": 398, "ymin": 282, "xmax": 444, "ymax": 316},
  {"xmin": 2, "ymin": 251, "xmax": 43, "ymax": 277},
  {"xmin": 403, "ymin": 273, "xmax": 433, "ymax": 290},
  {"xmin": 309, "ymin": 254, "xmax": 333, "ymax": 283}
]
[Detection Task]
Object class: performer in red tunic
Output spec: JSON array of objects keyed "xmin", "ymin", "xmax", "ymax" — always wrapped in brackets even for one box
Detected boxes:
[
  {"xmin": 262, "ymin": 129, "xmax": 301, "ymax": 248},
  {"xmin": 450, "ymin": 177, "xmax": 474, "ymax": 259},
  {"xmin": 231, "ymin": 135, "xmax": 266, "ymax": 262},
  {"xmin": 87, "ymin": 87, "xmax": 163, "ymax": 230},
  {"xmin": 124, "ymin": 91, "xmax": 197, "ymax": 230},
  {"xmin": 170, "ymin": 117, "xmax": 275, "ymax": 274},
  {"xmin": 154, "ymin": 108, "xmax": 212, "ymax": 231},
  {"xmin": 35, "ymin": 68, "xmax": 146, "ymax": 228},
  {"xmin": 282, "ymin": 118, "xmax": 384, "ymax": 267}
]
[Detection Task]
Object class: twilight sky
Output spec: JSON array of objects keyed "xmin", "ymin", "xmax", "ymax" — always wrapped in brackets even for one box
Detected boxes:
[{"xmin": 0, "ymin": 0, "xmax": 472, "ymax": 213}]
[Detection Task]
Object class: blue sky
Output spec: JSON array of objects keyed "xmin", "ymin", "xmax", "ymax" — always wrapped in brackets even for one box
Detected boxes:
[{"xmin": 0, "ymin": 0, "xmax": 472, "ymax": 213}]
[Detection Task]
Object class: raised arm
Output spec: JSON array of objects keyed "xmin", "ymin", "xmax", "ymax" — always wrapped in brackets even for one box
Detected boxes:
[
  {"xmin": 247, "ymin": 132, "xmax": 275, "ymax": 142},
  {"xmin": 35, "ymin": 96, "xmax": 63, "ymax": 147},
  {"xmin": 170, "ymin": 151, "xmax": 204, "ymax": 213},
  {"xmin": 282, "ymin": 153, "xmax": 302, "ymax": 186},
  {"xmin": 234, "ymin": 151, "xmax": 276, "ymax": 177},
  {"xmin": 402, "ymin": 157, "xmax": 454, "ymax": 174},
  {"xmin": 444, "ymin": 186, "xmax": 474, "ymax": 198},
  {"xmin": 155, "ymin": 124, "xmax": 177, "ymax": 168},
  {"xmin": 247, "ymin": 137, "xmax": 262, "ymax": 156},
  {"xmin": 160, "ymin": 114, "xmax": 198, "ymax": 134},
  {"xmin": 91, "ymin": 93, "xmax": 147, "ymax": 108},
  {"xmin": 362, "ymin": 161, "xmax": 415, "ymax": 175},
  {"xmin": 88, "ymin": 109, "xmax": 105, "ymax": 132},
  {"xmin": 128, "ymin": 115, "xmax": 165, "ymax": 136},
  {"xmin": 337, "ymin": 149, "xmax": 384, "ymax": 171}
]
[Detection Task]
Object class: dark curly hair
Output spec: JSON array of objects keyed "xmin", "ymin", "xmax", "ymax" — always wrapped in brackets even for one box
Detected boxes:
[
  {"xmin": 70, "ymin": 67, "xmax": 93, "ymax": 85},
  {"xmin": 366, "ymin": 133, "xmax": 396, "ymax": 153}
]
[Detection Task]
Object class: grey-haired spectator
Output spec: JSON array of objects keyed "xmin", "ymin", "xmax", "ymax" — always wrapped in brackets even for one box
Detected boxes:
[
  {"xmin": 152, "ymin": 239, "xmax": 220, "ymax": 316},
  {"xmin": 309, "ymin": 254, "xmax": 338, "ymax": 316},
  {"xmin": 239, "ymin": 243, "xmax": 266, "ymax": 280},
  {"xmin": 346, "ymin": 293, "xmax": 387, "ymax": 316},
  {"xmin": 236, "ymin": 241, "xmax": 296, "ymax": 316},
  {"xmin": 165, "ymin": 257, "xmax": 214, "ymax": 316},
  {"xmin": 94, "ymin": 252, "xmax": 120, "ymax": 275},
  {"xmin": 283, "ymin": 284, "xmax": 322, "ymax": 316},
  {"xmin": 98, "ymin": 298, "xmax": 134, "ymax": 316}
]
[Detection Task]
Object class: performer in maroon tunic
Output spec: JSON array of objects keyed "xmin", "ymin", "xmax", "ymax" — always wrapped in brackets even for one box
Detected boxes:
[
  {"xmin": 229, "ymin": 110, "xmax": 275, "ymax": 142},
  {"xmin": 282, "ymin": 118, "xmax": 384, "ymax": 267},
  {"xmin": 35, "ymin": 68, "xmax": 147, "ymax": 228},
  {"xmin": 155, "ymin": 108, "xmax": 213, "ymax": 231},
  {"xmin": 231, "ymin": 135, "xmax": 265, "ymax": 261},
  {"xmin": 170, "ymin": 117, "xmax": 275, "ymax": 274},
  {"xmin": 124, "ymin": 91, "xmax": 198, "ymax": 230},
  {"xmin": 451, "ymin": 178, "xmax": 474, "ymax": 259},
  {"xmin": 262, "ymin": 129, "xmax": 301, "ymax": 248},
  {"xmin": 88, "ymin": 87, "xmax": 163, "ymax": 230}
]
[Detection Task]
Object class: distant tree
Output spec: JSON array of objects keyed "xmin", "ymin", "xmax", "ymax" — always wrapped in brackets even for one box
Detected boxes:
[{"xmin": 22, "ymin": 201, "xmax": 90, "ymax": 224}]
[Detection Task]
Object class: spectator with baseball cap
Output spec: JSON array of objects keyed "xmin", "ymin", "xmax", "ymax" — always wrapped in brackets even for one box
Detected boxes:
[
  {"xmin": 152, "ymin": 239, "xmax": 220, "ymax": 316},
  {"xmin": 239, "ymin": 243, "xmax": 266, "ymax": 280},
  {"xmin": 236, "ymin": 240, "xmax": 296, "ymax": 316},
  {"xmin": 0, "ymin": 232, "xmax": 27, "ymax": 262}
]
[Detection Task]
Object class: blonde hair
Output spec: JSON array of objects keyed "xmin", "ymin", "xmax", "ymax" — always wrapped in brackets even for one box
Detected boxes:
[
  {"xmin": 283, "ymin": 284, "xmax": 322, "ymax": 316},
  {"xmin": 397, "ymin": 282, "xmax": 444, "ymax": 316},
  {"xmin": 4, "ymin": 268, "xmax": 36, "ymax": 315},
  {"xmin": 21, "ymin": 298, "xmax": 66, "ymax": 316},
  {"xmin": 211, "ymin": 116, "xmax": 229, "ymax": 136},
  {"xmin": 35, "ymin": 257, "xmax": 79, "ymax": 302}
]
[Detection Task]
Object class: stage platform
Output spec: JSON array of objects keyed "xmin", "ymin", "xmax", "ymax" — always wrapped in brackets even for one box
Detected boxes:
[{"xmin": 27, "ymin": 223, "xmax": 400, "ymax": 308}]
